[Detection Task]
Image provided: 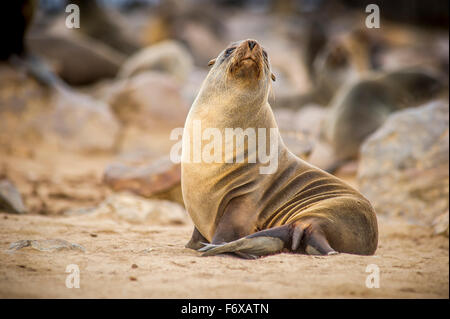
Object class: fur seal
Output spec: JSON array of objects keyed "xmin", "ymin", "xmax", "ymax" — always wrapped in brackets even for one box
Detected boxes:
[
  {"xmin": 181, "ymin": 39, "xmax": 378, "ymax": 259},
  {"xmin": 324, "ymin": 68, "xmax": 446, "ymax": 172}
]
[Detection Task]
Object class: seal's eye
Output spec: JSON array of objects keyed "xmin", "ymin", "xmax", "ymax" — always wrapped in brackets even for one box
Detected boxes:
[{"xmin": 224, "ymin": 47, "xmax": 236, "ymax": 57}]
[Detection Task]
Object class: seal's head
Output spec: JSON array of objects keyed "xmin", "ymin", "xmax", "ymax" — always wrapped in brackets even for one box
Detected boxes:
[{"xmin": 203, "ymin": 39, "xmax": 276, "ymax": 102}]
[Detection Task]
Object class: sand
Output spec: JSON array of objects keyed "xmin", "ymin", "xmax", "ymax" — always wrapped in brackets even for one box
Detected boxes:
[{"xmin": 0, "ymin": 147, "xmax": 448, "ymax": 299}]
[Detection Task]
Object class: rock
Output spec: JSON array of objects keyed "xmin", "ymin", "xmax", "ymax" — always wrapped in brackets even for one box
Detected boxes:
[
  {"xmin": 0, "ymin": 179, "xmax": 27, "ymax": 214},
  {"xmin": 306, "ymin": 139, "xmax": 336, "ymax": 170},
  {"xmin": 226, "ymin": 13, "xmax": 311, "ymax": 98},
  {"xmin": 294, "ymin": 105, "xmax": 337, "ymax": 170},
  {"xmin": 273, "ymin": 105, "xmax": 330, "ymax": 163},
  {"xmin": 358, "ymin": 100, "xmax": 449, "ymax": 228},
  {"xmin": 0, "ymin": 64, "xmax": 49, "ymax": 150},
  {"xmin": 118, "ymin": 40, "xmax": 193, "ymax": 84},
  {"xmin": 433, "ymin": 211, "xmax": 449, "ymax": 237},
  {"xmin": 274, "ymin": 105, "xmax": 326, "ymax": 139},
  {"xmin": 8, "ymin": 239, "xmax": 85, "ymax": 252},
  {"xmin": 0, "ymin": 65, "xmax": 121, "ymax": 153},
  {"xmin": 107, "ymin": 72, "xmax": 189, "ymax": 126},
  {"xmin": 63, "ymin": 207, "xmax": 96, "ymax": 216},
  {"xmin": 268, "ymin": 46, "xmax": 313, "ymax": 109},
  {"xmin": 259, "ymin": 39, "xmax": 313, "ymax": 109},
  {"xmin": 27, "ymin": 32, "xmax": 125, "ymax": 85},
  {"xmin": 178, "ymin": 21, "xmax": 227, "ymax": 67},
  {"xmin": 39, "ymin": 88, "xmax": 121, "ymax": 153},
  {"xmin": 273, "ymin": 108, "xmax": 300, "ymax": 132},
  {"xmin": 141, "ymin": 0, "xmax": 226, "ymax": 66},
  {"xmin": 90, "ymin": 193, "xmax": 188, "ymax": 225},
  {"xmin": 181, "ymin": 68, "xmax": 208, "ymax": 105},
  {"xmin": 278, "ymin": 132, "xmax": 313, "ymax": 160},
  {"xmin": 103, "ymin": 155, "xmax": 183, "ymax": 205},
  {"xmin": 105, "ymin": 72, "xmax": 189, "ymax": 154},
  {"xmin": 295, "ymin": 105, "xmax": 328, "ymax": 138}
]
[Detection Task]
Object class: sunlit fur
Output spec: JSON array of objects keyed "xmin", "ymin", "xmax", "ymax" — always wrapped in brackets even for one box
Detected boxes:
[
  {"xmin": 194, "ymin": 39, "xmax": 273, "ymax": 110},
  {"xmin": 182, "ymin": 39, "xmax": 378, "ymax": 256}
]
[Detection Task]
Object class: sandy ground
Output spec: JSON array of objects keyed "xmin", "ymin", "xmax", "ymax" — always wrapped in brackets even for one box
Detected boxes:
[
  {"xmin": 0, "ymin": 147, "xmax": 448, "ymax": 299},
  {"xmin": 0, "ymin": 214, "xmax": 448, "ymax": 299}
]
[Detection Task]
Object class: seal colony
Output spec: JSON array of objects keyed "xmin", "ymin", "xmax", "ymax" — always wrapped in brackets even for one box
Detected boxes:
[
  {"xmin": 324, "ymin": 68, "xmax": 445, "ymax": 173},
  {"xmin": 181, "ymin": 39, "xmax": 378, "ymax": 259}
]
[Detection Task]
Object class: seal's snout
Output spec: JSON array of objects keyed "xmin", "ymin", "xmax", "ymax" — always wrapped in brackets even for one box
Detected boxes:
[
  {"xmin": 229, "ymin": 39, "xmax": 264, "ymax": 81},
  {"xmin": 239, "ymin": 39, "xmax": 261, "ymax": 57},
  {"xmin": 248, "ymin": 40, "xmax": 257, "ymax": 50}
]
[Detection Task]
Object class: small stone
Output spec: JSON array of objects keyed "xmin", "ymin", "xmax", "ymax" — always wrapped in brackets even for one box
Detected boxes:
[
  {"xmin": 8, "ymin": 239, "xmax": 86, "ymax": 252},
  {"xmin": 0, "ymin": 179, "xmax": 27, "ymax": 214},
  {"xmin": 433, "ymin": 211, "xmax": 449, "ymax": 237}
]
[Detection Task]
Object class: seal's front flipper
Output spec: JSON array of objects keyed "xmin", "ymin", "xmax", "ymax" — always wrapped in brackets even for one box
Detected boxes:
[
  {"xmin": 199, "ymin": 236, "xmax": 284, "ymax": 257},
  {"xmin": 185, "ymin": 227, "xmax": 209, "ymax": 251}
]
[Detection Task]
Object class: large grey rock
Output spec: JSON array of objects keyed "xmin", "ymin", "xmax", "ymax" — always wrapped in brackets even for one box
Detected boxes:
[{"xmin": 358, "ymin": 100, "xmax": 449, "ymax": 230}]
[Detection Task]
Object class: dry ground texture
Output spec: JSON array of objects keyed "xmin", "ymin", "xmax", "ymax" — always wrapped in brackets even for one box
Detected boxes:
[{"xmin": 0, "ymin": 147, "xmax": 448, "ymax": 299}]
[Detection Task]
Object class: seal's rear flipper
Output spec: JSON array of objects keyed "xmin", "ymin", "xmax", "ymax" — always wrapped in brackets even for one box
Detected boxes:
[
  {"xmin": 200, "ymin": 222, "xmax": 338, "ymax": 258},
  {"xmin": 200, "ymin": 224, "xmax": 294, "ymax": 257},
  {"xmin": 199, "ymin": 236, "xmax": 284, "ymax": 258}
]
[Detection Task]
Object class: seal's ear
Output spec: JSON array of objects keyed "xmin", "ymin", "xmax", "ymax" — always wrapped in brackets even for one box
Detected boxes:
[
  {"xmin": 271, "ymin": 73, "xmax": 276, "ymax": 82},
  {"xmin": 208, "ymin": 58, "xmax": 216, "ymax": 67}
]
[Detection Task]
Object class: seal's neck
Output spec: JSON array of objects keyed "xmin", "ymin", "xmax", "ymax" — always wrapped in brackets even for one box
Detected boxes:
[{"xmin": 193, "ymin": 75, "xmax": 269, "ymax": 116}]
